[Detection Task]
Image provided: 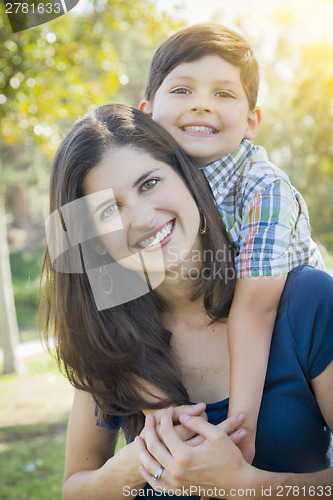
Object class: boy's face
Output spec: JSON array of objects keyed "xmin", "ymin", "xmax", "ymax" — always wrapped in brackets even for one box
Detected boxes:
[{"xmin": 140, "ymin": 55, "xmax": 260, "ymax": 166}]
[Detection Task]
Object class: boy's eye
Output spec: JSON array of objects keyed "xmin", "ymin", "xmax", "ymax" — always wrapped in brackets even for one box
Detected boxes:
[
  {"xmin": 170, "ymin": 88, "xmax": 191, "ymax": 94},
  {"xmin": 141, "ymin": 178, "xmax": 159, "ymax": 191},
  {"xmin": 215, "ymin": 91, "xmax": 234, "ymax": 98}
]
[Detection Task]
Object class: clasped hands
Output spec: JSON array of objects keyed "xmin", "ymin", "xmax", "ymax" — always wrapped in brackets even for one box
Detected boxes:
[{"xmin": 135, "ymin": 403, "xmax": 252, "ymax": 496}]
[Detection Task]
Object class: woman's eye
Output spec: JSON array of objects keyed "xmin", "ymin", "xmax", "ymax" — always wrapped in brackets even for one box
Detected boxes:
[
  {"xmin": 171, "ymin": 88, "xmax": 190, "ymax": 94},
  {"xmin": 141, "ymin": 178, "xmax": 159, "ymax": 191},
  {"xmin": 101, "ymin": 204, "xmax": 119, "ymax": 219}
]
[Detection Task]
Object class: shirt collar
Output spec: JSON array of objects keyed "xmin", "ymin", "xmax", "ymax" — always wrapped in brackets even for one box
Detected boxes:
[
  {"xmin": 199, "ymin": 139, "xmax": 256, "ymax": 203},
  {"xmin": 200, "ymin": 139, "xmax": 256, "ymax": 177}
]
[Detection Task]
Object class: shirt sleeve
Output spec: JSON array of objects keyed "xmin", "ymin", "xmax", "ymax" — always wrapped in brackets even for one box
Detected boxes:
[
  {"xmin": 95, "ymin": 405, "xmax": 124, "ymax": 431},
  {"xmin": 236, "ymin": 179, "xmax": 310, "ymax": 277}
]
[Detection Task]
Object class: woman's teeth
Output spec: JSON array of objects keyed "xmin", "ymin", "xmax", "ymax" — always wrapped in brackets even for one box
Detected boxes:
[{"xmin": 136, "ymin": 220, "xmax": 174, "ymax": 249}]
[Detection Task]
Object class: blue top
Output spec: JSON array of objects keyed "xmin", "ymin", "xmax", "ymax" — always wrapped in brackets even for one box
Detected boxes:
[{"xmin": 102, "ymin": 266, "xmax": 333, "ymax": 498}]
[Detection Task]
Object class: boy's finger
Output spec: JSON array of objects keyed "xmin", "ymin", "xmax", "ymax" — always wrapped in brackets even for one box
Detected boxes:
[
  {"xmin": 173, "ymin": 423, "xmax": 197, "ymax": 442},
  {"xmin": 178, "ymin": 413, "xmax": 246, "ymax": 441},
  {"xmin": 146, "ymin": 402, "xmax": 206, "ymax": 422},
  {"xmin": 178, "ymin": 414, "xmax": 218, "ymax": 441},
  {"xmin": 185, "ymin": 433, "xmax": 205, "ymax": 447},
  {"xmin": 229, "ymin": 429, "xmax": 247, "ymax": 445},
  {"xmin": 172, "ymin": 402, "xmax": 206, "ymax": 420},
  {"xmin": 216, "ymin": 413, "xmax": 246, "ymax": 435}
]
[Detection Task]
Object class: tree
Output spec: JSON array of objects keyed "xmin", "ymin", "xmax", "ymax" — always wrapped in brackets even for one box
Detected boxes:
[{"xmin": 0, "ymin": 182, "xmax": 26, "ymax": 374}]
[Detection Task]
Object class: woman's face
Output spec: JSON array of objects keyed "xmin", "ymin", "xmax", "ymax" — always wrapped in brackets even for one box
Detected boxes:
[{"xmin": 82, "ymin": 146, "xmax": 201, "ymax": 277}]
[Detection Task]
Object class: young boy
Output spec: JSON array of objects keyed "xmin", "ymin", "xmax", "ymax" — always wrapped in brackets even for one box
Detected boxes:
[{"xmin": 139, "ymin": 23, "xmax": 325, "ymax": 464}]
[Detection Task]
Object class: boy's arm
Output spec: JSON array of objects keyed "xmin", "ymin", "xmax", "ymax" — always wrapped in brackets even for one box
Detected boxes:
[{"xmin": 227, "ymin": 274, "xmax": 287, "ymax": 463}]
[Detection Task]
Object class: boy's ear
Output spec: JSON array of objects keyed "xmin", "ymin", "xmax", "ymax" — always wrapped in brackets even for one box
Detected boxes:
[
  {"xmin": 244, "ymin": 106, "xmax": 261, "ymax": 141},
  {"xmin": 139, "ymin": 99, "xmax": 153, "ymax": 116}
]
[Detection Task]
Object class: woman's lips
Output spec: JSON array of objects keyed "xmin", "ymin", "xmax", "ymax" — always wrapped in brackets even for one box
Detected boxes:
[{"xmin": 134, "ymin": 219, "xmax": 176, "ymax": 250}]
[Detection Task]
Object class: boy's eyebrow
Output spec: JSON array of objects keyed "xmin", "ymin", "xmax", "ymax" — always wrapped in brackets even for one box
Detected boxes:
[{"xmin": 166, "ymin": 76, "xmax": 239, "ymax": 87}]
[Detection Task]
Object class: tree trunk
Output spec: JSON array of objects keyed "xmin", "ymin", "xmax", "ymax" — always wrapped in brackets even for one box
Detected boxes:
[
  {"xmin": 0, "ymin": 190, "xmax": 26, "ymax": 375},
  {"xmin": 6, "ymin": 184, "xmax": 30, "ymax": 228}
]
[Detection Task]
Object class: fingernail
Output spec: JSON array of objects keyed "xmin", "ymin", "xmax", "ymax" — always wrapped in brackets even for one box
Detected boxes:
[
  {"xmin": 238, "ymin": 430, "xmax": 246, "ymax": 438},
  {"xmin": 237, "ymin": 413, "xmax": 246, "ymax": 423},
  {"xmin": 193, "ymin": 402, "xmax": 204, "ymax": 409},
  {"xmin": 180, "ymin": 414, "xmax": 190, "ymax": 421}
]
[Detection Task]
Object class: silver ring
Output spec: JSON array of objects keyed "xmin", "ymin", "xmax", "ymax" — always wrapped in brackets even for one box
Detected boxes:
[{"xmin": 153, "ymin": 465, "xmax": 164, "ymax": 481}]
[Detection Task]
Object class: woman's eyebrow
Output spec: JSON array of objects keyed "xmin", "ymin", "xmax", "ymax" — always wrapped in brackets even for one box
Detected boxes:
[
  {"xmin": 93, "ymin": 197, "xmax": 116, "ymax": 214},
  {"xmin": 132, "ymin": 169, "xmax": 159, "ymax": 188},
  {"xmin": 92, "ymin": 169, "xmax": 160, "ymax": 213}
]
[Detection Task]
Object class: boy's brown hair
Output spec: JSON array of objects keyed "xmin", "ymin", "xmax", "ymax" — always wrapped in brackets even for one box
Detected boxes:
[{"xmin": 145, "ymin": 23, "xmax": 259, "ymax": 111}]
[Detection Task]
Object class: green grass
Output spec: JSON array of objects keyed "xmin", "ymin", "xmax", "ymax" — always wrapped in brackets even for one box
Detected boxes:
[
  {"xmin": 0, "ymin": 356, "xmax": 126, "ymax": 500},
  {"xmin": 0, "ymin": 356, "xmax": 67, "ymax": 499},
  {"xmin": 0, "ymin": 421, "xmax": 67, "ymax": 500}
]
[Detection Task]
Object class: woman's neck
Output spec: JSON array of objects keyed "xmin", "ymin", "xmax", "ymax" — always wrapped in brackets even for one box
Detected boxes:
[{"xmin": 155, "ymin": 269, "xmax": 209, "ymax": 326}]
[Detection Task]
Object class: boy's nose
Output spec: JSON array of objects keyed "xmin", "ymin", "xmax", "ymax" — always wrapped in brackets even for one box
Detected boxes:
[{"xmin": 190, "ymin": 96, "xmax": 213, "ymax": 113}]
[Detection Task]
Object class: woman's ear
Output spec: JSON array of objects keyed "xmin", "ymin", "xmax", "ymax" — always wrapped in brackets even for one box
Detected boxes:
[
  {"xmin": 139, "ymin": 99, "xmax": 153, "ymax": 116},
  {"xmin": 244, "ymin": 106, "xmax": 262, "ymax": 141},
  {"xmin": 89, "ymin": 238, "xmax": 107, "ymax": 256}
]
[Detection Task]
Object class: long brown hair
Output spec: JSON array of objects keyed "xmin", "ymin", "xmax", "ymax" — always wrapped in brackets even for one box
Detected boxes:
[{"xmin": 39, "ymin": 103, "xmax": 235, "ymax": 440}]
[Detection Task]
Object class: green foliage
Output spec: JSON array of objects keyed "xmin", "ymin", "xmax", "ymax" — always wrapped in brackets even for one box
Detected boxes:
[
  {"xmin": 0, "ymin": 0, "xmax": 182, "ymax": 167},
  {"xmin": 256, "ymin": 38, "xmax": 333, "ymax": 250}
]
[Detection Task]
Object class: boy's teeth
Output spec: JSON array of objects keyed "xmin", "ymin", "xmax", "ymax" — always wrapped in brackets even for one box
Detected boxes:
[
  {"xmin": 183, "ymin": 125, "xmax": 217, "ymax": 133},
  {"xmin": 137, "ymin": 221, "xmax": 174, "ymax": 249}
]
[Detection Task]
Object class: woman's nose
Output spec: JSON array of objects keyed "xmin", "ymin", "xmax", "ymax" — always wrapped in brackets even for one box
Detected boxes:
[{"xmin": 125, "ymin": 203, "xmax": 156, "ymax": 230}]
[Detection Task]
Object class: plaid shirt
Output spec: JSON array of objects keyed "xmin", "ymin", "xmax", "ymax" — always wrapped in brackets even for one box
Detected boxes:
[{"xmin": 201, "ymin": 139, "xmax": 324, "ymax": 278}]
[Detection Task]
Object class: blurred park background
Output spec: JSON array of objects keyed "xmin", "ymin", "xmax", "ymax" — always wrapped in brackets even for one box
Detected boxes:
[{"xmin": 0, "ymin": 0, "xmax": 333, "ymax": 497}]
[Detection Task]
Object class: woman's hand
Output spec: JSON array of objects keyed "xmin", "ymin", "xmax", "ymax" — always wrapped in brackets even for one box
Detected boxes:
[
  {"xmin": 135, "ymin": 408, "xmax": 252, "ymax": 497},
  {"xmin": 140, "ymin": 402, "xmax": 207, "ymax": 446}
]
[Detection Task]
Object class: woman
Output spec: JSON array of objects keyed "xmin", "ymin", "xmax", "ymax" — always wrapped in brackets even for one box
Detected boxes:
[{"xmin": 40, "ymin": 104, "xmax": 333, "ymax": 499}]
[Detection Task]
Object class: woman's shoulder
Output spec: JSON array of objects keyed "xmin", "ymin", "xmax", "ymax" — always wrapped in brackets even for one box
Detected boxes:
[
  {"xmin": 279, "ymin": 265, "xmax": 333, "ymax": 379},
  {"xmin": 283, "ymin": 264, "xmax": 333, "ymax": 296}
]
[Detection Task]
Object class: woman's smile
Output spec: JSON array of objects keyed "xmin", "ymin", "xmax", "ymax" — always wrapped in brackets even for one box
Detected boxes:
[{"xmin": 133, "ymin": 218, "xmax": 176, "ymax": 251}]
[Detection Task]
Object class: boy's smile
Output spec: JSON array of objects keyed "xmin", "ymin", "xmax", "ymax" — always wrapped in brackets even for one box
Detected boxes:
[{"xmin": 141, "ymin": 55, "xmax": 260, "ymax": 166}]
